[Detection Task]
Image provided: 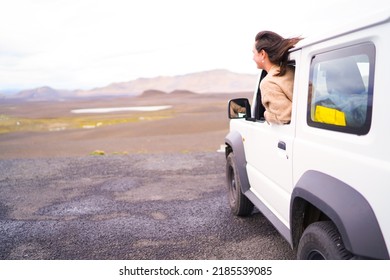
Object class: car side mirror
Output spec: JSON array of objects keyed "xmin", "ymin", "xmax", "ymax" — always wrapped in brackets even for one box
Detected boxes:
[{"xmin": 228, "ymin": 98, "xmax": 251, "ymax": 119}]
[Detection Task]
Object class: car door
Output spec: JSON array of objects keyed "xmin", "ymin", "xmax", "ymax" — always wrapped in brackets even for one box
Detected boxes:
[{"xmin": 244, "ymin": 51, "xmax": 300, "ymax": 227}]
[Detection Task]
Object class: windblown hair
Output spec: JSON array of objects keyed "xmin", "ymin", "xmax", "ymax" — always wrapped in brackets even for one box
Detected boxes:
[{"xmin": 255, "ymin": 31, "xmax": 302, "ymax": 76}]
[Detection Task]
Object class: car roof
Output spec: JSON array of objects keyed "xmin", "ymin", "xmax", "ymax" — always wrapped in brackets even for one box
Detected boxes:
[{"xmin": 293, "ymin": 8, "xmax": 390, "ymax": 50}]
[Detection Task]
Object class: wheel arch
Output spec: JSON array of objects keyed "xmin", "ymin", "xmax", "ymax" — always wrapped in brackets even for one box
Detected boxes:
[
  {"xmin": 225, "ymin": 130, "xmax": 250, "ymax": 193},
  {"xmin": 291, "ymin": 170, "xmax": 389, "ymax": 260}
]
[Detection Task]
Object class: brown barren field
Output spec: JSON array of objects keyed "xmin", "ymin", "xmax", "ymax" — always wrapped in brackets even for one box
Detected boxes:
[{"xmin": 0, "ymin": 92, "xmax": 252, "ymax": 159}]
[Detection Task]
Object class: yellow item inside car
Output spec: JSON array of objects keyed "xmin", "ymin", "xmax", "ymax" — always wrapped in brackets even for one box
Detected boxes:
[{"xmin": 314, "ymin": 105, "xmax": 346, "ymax": 126}]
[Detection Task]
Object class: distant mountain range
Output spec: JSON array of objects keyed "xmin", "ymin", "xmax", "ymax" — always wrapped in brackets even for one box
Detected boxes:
[
  {"xmin": 12, "ymin": 86, "xmax": 73, "ymax": 101},
  {"xmin": 1, "ymin": 69, "xmax": 257, "ymax": 101}
]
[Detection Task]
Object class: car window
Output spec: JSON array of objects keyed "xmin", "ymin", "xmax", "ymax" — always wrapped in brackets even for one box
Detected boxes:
[
  {"xmin": 307, "ymin": 43, "xmax": 375, "ymax": 135},
  {"xmin": 254, "ymin": 60, "xmax": 295, "ymax": 122}
]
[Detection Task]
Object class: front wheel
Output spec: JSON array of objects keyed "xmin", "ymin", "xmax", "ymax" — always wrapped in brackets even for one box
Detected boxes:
[
  {"xmin": 297, "ymin": 221, "xmax": 354, "ymax": 260},
  {"xmin": 226, "ymin": 153, "xmax": 254, "ymax": 216}
]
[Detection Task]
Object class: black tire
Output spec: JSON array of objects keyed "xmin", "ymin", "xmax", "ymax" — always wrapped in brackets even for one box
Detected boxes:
[
  {"xmin": 226, "ymin": 153, "xmax": 254, "ymax": 216},
  {"xmin": 297, "ymin": 221, "xmax": 354, "ymax": 260}
]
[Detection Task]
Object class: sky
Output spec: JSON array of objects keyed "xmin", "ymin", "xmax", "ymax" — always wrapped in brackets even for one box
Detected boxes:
[{"xmin": 0, "ymin": 0, "xmax": 387, "ymax": 91}]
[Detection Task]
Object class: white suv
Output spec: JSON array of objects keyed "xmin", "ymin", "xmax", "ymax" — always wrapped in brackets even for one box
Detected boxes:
[{"xmin": 225, "ymin": 10, "xmax": 390, "ymax": 260}]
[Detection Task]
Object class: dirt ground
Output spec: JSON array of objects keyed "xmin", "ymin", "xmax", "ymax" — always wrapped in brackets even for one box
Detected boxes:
[
  {"xmin": 0, "ymin": 152, "xmax": 295, "ymax": 260},
  {"xmin": 0, "ymin": 92, "xmax": 252, "ymax": 159},
  {"xmin": 0, "ymin": 91, "xmax": 297, "ymax": 261}
]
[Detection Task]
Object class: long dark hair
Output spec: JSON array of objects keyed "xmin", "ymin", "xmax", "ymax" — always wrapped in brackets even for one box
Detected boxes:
[{"xmin": 255, "ymin": 31, "xmax": 302, "ymax": 76}]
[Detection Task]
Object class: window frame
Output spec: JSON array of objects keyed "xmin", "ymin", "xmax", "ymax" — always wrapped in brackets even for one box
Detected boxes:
[{"xmin": 307, "ymin": 42, "xmax": 376, "ymax": 135}]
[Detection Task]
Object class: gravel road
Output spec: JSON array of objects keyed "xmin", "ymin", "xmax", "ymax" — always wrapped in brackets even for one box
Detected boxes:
[{"xmin": 0, "ymin": 152, "xmax": 295, "ymax": 260}]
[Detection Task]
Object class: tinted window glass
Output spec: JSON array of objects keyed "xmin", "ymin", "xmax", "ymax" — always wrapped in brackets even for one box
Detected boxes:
[{"xmin": 307, "ymin": 43, "xmax": 375, "ymax": 135}]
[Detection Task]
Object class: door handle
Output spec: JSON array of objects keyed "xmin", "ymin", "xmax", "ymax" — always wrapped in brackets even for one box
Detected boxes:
[{"xmin": 278, "ymin": 141, "xmax": 286, "ymax": 150}]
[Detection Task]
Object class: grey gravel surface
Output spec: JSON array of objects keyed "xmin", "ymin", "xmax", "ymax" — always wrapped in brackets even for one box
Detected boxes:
[{"xmin": 0, "ymin": 152, "xmax": 295, "ymax": 260}]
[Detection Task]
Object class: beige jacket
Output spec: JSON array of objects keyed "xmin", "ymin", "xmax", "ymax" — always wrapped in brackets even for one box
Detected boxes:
[{"xmin": 260, "ymin": 65, "xmax": 294, "ymax": 124}]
